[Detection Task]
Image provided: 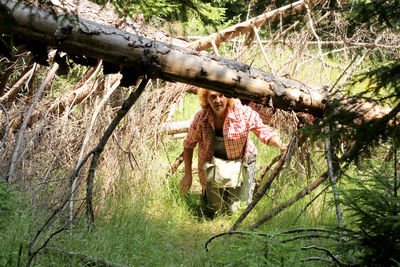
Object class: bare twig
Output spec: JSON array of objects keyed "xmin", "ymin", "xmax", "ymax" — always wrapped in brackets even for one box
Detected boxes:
[
  {"xmin": 341, "ymin": 48, "xmax": 373, "ymax": 85},
  {"xmin": 205, "ymin": 227, "xmax": 341, "ymax": 252},
  {"xmin": 248, "ymin": 153, "xmax": 350, "ymax": 230},
  {"xmin": 279, "ymin": 233, "xmax": 341, "ymax": 243},
  {"xmin": 170, "ymin": 151, "xmax": 184, "ymax": 173},
  {"xmin": 302, "ymin": 246, "xmax": 360, "ymax": 266},
  {"xmin": 205, "ymin": 231, "xmax": 268, "ymax": 252},
  {"xmin": 254, "ymin": 154, "xmax": 282, "ymax": 194},
  {"xmin": 269, "ymin": 227, "xmax": 338, "ymax": 236},
  {"xmin": 45, "ymin": 247, "xmax": 131, "ymax": 267},
  {"xmin": 210, "ymin": 40, "xmax": 220, "ymax": 56},
  {"xmin": 186, "ymin": 0, "xmax": 324, "ymax": 51},
  {"xmin": 304, "ymin": 1, "xmax": 331, "ymax": 85},
  {"xmin": 0, "ymin": 103, "xmax": 9, "ymax": 150},
  {"xmin": 252, "ymin": 25, "xmax": 275, "ymax": 73},
  {"xmin": 249, "ymin": 171, "xmax": 329, "ymax": 230},
  {"xmin": 230, "ymin": 134, "xmax": 297, "ymax": 231},
  {"xmin": 85, "ymin": 77, "xmax": 149, "ymax": 222},
  {"xmin": 7, "ymin": 62, "xmax": 59, "ymax": 183},
  {"xmin": 112, "ymin": 132, "xmax": 140, "ymax": 171},
  {"xmin": 26, "ymin": 201, "xmax": 85, "ymax": 267},
  {"xmin": 324, "ymin": 126, "xmax": 343, "ymax": 227},
  {"xmin": 70, "ymin": 74, "xmax": 120, "ymax": 222},
  {"xmin": 293, "ymin": 185, "xmax": 329, "ymax": 224},
  {"xmin": 0, "ymin": 64, "xmax": 36, "ymax": 105}
]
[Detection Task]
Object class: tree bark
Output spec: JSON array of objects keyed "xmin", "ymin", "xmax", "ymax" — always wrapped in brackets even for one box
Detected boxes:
[
  {"xmin": 0, "ymin": 0, "xmax": 395, "ymax": 122},
  {"xmin": 0, "ymin": 0, "xmax": 327, "ymax": 116}
]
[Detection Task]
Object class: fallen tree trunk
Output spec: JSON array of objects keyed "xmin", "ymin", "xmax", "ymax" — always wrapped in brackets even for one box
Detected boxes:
[
  {"xmin": 161, "ymin": 120, "xmax": 192, "ymax": 135},
  {"xmin": 0, "ymin": 0, "xmax": 395, "ymax": 122},
  {"xmin": 0, "ymin": 0, "xmax": 327, "ymax": 117}
]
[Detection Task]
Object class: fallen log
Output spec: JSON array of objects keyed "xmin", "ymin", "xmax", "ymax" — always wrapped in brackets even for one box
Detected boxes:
[
  {"xmin": 161, "ymin": 119, "xmax": 192, "ymax": 135},
  {"xmin": 0, "ymin": 0, "xmax": 396, "ymax": 123},
  {"xmin": 0, "ymin": 0, "xmax": 327, "ymax": 117}
]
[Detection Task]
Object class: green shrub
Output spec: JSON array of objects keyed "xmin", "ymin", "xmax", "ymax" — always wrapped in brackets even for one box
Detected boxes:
[{"xmin": 339, "ymin": 159, "xmax": 400, "ymax": 266}]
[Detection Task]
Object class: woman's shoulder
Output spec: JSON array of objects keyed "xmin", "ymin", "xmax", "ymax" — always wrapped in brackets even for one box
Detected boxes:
[
  {"xmin": 232, "ymin": 99, "xmax": 254, "ymax": 115},
  {"xmin": 192, "ymin": 107, "xmax": 211, "ymax": 123}
]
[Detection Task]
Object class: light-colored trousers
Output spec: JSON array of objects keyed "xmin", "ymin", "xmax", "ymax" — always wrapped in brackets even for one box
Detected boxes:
[{"xmin": 205, "ymin": 154, "xmax": 256, "ymax": 214}]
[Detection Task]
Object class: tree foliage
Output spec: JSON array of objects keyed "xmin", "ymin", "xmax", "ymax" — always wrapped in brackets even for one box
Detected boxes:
[
  {"xmin": 338, "ymin": 158, "xmax": 400, "ymax": 266},
  {"xmin": 93, "ymin": 0, "xmax": 226, "ymax": 26}
]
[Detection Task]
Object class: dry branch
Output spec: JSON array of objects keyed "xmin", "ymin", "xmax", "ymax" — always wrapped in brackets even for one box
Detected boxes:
[
  {"xmin": 45, "ymin": 247, "xmax": 130, "ymax": 267},
  {"xmin": 48, "ymin": 61, "xmax": 103, "ymax": 116},
  {"xmin": 301, "ymin": 246, "xmax": 359, "ymax": 266},
  {"xmin": 254, "ymin": 153, "xmax": 281, "ymax": 193},
  {"xmin": 182, "ymin": 37, "xmax": 400, "ymax": 50},
  {"xmin": 0, "ymin": 64, "xmax": 37, "ymax": 105},
  {"xmin": 7, "ymin": 62, "xmax": 59, "ymax": 183},
  {"xmin": 249, "ymin": 171, "xmax": 329, "ymax": 230},
  {"xmin": 230, "ymin": 135, "xmax": 297, "ymax": 231},
  {"xmin": 186, "ymin": 0, "xmax": 324, "ymax": 51},
  {"xmin": 85, "ymin": 78, "xmax": 149, "ymax": 222},
  {"xmin": 70, "ymin": 74, "xmax": 121, "ymax": 222},
  {"xmin": 324, "ymin": 126, "xmax": 343, "ymax": 227},
  {"xmin": 0, "ymin": 54, "xmax": 20, "ymax": 96},
  {"xmin": 161, "ymin": 119, "xmax": 191, "ymax": 135},
  {"xmin": 0, "ymin": 103, "xmax": 9, "ymax": 149}
]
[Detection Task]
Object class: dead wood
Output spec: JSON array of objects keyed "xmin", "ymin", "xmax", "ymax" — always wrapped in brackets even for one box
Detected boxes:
[
  {"xmin": 72, "ymin": 64, "xmax": 98, "ymax": 90},
  {"xmin": 45, "ymin": 247, "xmax": 130, "ymax": 267},
  {"xmin": 48, "ymin": 0, "xmax": 186, "ymax": 46},
  {"xmin": 1, "ymin": 0, "xmax": 396, "ymax": 124},
  {"xmin": 186, "ymin": 0, "xmax": 325, "ymax": 51},
  {"xmin": 249, "ymin": 173, "xmax": 326, "ymax": 229},
  {"xmin": 230, "ymin": 135, "xmax": 298, "ymax": 231},
  {"xmin": 0, "ymin": 103, "xmax": 9, "ymax": 149},
  {"xmin": 70, "ymin": 75, "xmax": 121, "ymax": 222},
  {"xmin": 170, "ymin": 151, "xmax": 184, "ymax": 174},
  {"xmin": 0, "ymin": 0, "xmax": 328, "ymax": 116},
  {"xmin": 162, "ymin": 119, "xmax": 191, "ymax": 135},
  {"xmin": 324, "ymin": 126, "xmax": 343, "ymax": 227},
  {"xmin": 86, "ymin": 78, "xmax": 149, "ymax": 222},
  {"xmin": 0, "ymin": 63, "xmax": 37, "ymax": 106},
  {"xmin": 254, "ymin": 154, "xmax": 281, "ymax": 193},
  {"xmin": 0, "ymin": 54, "xmax": 21, "ymax": 96},
  {"xmin": 26, "ymin": 198, "xmax": 85, "ymax": 267},
  {"xmin": 8, "ymin": 61, "xmax": 103, "ymax": 131},
  {"xmin": 7, "ymin": 62, "xmax": 59, "ymax": 183},
  {"xmin": 301, "ymin": 246, "xmax": 359, "ymax": 266},
  {"xmin": 47, "ymin": 61, "xmax": 104, "ymax": 116}
]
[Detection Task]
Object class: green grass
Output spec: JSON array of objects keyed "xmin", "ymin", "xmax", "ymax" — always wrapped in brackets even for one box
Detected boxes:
[{"xmin": 0, "ymin": 42, "xmax": 373, "ymax": 266}]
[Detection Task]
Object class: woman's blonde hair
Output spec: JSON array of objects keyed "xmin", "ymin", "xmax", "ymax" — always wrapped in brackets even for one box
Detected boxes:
[{"xmin": 198, "ymin": 89, "xmax": 235, "ymax": 109}]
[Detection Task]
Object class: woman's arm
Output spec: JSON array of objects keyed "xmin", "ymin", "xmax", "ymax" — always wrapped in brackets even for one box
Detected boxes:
[
  {"xmin": 180, "ymin": 147, "xmax": 194, "ymax": 195},
  {"xmin": 267, "ymin": 135, "xmax": 288, "ymax": 150},
  {"xmin": 245, "ymin": 105, "xmax": 287, "ymax": 150}
]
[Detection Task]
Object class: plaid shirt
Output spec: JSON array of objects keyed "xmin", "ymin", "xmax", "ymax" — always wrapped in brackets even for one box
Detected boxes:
[{"xmin": 183, "ymin": 100, "xmax": 277, "ymax": 189}]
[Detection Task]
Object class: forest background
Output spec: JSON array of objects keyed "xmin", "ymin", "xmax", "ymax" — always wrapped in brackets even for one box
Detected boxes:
[{"xmin": 0, "ymin": 0, "xmax": 399, "ymax": 266}]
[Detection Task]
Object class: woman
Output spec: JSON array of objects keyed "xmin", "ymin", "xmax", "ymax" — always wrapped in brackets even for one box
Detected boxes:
[{"xmin": 180, "ymin": 89, "xmax": 287, "ymax": 214}]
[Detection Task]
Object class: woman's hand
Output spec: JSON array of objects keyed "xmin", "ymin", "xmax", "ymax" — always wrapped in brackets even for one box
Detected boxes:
[
  {"xmin": 278, "ymin": 142, "xmax": 288, "ymax": 150},
  {"xmin": 180, "ymin": 173, "xmax": 193, "ymax": 195},
  {"xmin": 268, "ymin": 135, "xmax": 288, "ymax": 150}
]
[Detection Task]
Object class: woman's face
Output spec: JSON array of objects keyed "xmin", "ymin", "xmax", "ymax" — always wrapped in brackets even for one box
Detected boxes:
[{"xmin": 207, "ymin": 91, "xmax": 228, "ymax": 116}]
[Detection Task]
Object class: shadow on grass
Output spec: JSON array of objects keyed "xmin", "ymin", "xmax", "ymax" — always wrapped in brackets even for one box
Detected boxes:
[{"xmin": 183, "ymin": 192, "xmax": 215, "ymax": 220}]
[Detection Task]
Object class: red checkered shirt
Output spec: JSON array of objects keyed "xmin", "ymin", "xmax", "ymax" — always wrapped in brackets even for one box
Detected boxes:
[{"xmin": 183, "ymin": 99, "xmax": 277, "ymax": 189}]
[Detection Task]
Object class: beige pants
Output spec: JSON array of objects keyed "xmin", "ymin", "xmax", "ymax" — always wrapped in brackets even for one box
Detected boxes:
[{"xmin": 205, "ymin": 155, "xmax": 256, "ymax": 215}]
